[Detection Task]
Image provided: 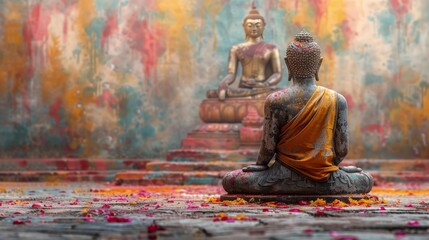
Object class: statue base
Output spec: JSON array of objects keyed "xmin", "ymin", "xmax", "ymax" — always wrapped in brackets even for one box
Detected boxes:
[
  {"xmin": 220, "ymin": 194, "xmax": 370, "ymax": 204},
  {"xmin": 167, "ymin": 110, "xmax": 263, "ymax": 162},
  {"xmin": 199, "ymin": 98, "xmax": 265, "ymax": 123},
  {"xmin": 167, "ymin": 148, "xmax": 259, "ymax": 162}
]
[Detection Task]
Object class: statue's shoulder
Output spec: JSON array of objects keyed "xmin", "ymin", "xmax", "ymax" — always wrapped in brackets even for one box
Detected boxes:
[
  {"xmin": 262, "ymin": 42, "xmax": 278, "ymax": 50},
  {"xmin": 231, "ymin": 42, "xmax": 247, "ymax": 51},
  {"xmin": 265, "ymin": 89, "xmax": 292, "ymax": 107}
]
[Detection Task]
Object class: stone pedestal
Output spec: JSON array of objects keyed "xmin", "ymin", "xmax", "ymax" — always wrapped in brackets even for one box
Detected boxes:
[
  {"xmin": 167, "ymin": 98, "xmax": 266, "ymax": 162},
  {"xmin": 180, "ymin": 124, "xmax": 241, "ymax": 150},
  {"xmin": 166, "ymin": 123, "xmax": 260, "ymax": 162},
  {"xmin": 199, "ymin": 98, "xmax": 265, "ymax": 123}
]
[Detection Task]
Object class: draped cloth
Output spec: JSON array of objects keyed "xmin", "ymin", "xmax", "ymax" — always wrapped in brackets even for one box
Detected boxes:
[{"xmin": 276, "ymin": 86, "xmax": 339, "ymax": 181}]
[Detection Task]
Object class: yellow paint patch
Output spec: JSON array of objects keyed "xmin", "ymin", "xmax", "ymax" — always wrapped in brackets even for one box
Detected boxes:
[
  {"xmin": 41, "ymin": 36, "xmax": 68, "ymax": 102},
  {"xmin": 0, "ymin": 2, "xmax": 27, "ymax": 96}
]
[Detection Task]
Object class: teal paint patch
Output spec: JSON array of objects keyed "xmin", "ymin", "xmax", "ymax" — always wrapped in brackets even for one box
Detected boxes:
[
  {"xmin": 376, "ymin": 10, "xmax": 395, "ymax": 43},
  {"xmin": 95, "ymin": 0, "xmax": 118, "ymax": 12},
  {"xmin": 364, "ymin": 73, "xmax": 384, "ymax": 85},
  {"xmin": 85, "ymin": 17, "xmax": 105, "ymax": 49}
]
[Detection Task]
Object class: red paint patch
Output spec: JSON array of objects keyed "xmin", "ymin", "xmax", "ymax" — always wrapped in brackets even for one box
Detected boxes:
[
  {"xmin": 309, "ymin": 0, "xmax": 327, "ymax": 33},
  {"xmin": 18, "ymin": 160, "xmax": 28, "ymax": 168},
  {"xmin": 389, "ymin": 0, "xmax": 411, "ymax": 19},
  {"xmin": 124, "ymin": 15, "xmax": 166, "ymax": 82},
  {"xmin": 96, "ymin": 89, "xmax": 118, "ymax": 109},
  {"xmin": 101, "ymin": 12, "xmax": 118, "ymax": 49},
  {"xmin": 340, "ymin": 20, "xmax": 354, "ymax": 48},
  {"xmin": 22, "ymin": 3, "xmax": 51, "ymax": 71},
  {"xmin": 49, "ymin": 98, "xmax": 64, "ymax": 133}
]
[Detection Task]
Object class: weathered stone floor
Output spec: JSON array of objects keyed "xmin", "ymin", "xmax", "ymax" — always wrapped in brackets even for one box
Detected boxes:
[{"xmin": 0, "ymin": 182, "xmax": 427, "ymax": 239}]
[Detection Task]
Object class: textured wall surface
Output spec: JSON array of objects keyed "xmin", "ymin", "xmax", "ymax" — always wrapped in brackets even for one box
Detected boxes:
[{"xmin": 0, "ymin": 0, "xmax": 428, "ymax": 159}]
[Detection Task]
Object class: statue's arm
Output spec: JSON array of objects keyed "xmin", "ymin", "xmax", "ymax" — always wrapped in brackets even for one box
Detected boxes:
[
  {"xmin": 265, "ymin": 47, "xmax": 282, "ymax": 86},
  {"xmin": 243, "ymin": 97, "xmax": 281, "ymax": 172},
  {"xmin": 219, "ymin": 47, "xmax": 238, "ymax": 89},
  {"xmin": 333, "ymin": 93, "xmax": 349, "ymax": 166}
]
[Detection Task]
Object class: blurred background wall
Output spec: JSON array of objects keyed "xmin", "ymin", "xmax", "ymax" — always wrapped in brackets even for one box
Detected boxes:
[{"xmin": 0, "ymin": 0, "xmax": 428, "ymax": 159}]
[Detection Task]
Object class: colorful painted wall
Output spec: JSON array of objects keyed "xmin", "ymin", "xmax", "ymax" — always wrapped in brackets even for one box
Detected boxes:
[{"xmin": 0, "ymin": 0, "xmax": 428, "ymax": 159}]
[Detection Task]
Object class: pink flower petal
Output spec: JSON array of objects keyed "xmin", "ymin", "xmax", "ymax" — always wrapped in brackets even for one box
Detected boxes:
[
  {"xmin": 336, "ymin": 236, "xmax": 359, "ymax": 240},
  {"xmin": 106, "ymin": 216, "xmax": 131, "ymax": 223},
  {"xmin": 407, "ymin": 220, "xmax": 419, "ymax": 226},
  {"xmin": 329, "ymin": 230, "xmax": 339, "ymax": 237},
  {"xmin": 394, "ymin": 231, "xmax": 406, "ymax": 238},
  {"xmin": 31, "ymin": 203, "xmax": 42, "ymax": 209},
  {"xmin": 316, "ymin": 210, "xmax": 325, "ymax": 216},
  {"xmin": 187, "ymin": 205, "xmax": 199, "ymax": 209},
  {"xmin": 13, "ymin": 220, "xmax": 26, "ymax": 225}
]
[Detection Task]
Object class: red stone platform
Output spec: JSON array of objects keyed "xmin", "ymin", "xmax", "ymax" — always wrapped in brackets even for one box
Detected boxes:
[
  {"xmin": 113, "ymin": 159, "xmax": 429, "ymax": 186},
  {"xmin": 0, "ymin": 158, "xmax": 428, "ymax": 185}
]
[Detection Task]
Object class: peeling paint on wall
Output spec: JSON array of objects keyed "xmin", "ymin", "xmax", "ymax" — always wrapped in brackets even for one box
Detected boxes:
[{"xmin": 0, "ymin": 0, "xmax": 428, "ymax": 159}]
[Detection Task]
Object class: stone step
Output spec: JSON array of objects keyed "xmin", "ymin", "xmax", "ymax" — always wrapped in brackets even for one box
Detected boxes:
[
  {"xmin": 0, "ymin": 170, "xmax": 116, "ymax": 182},
  {"xmin": 114, "ymin": 170, "xmax": 227, "ymax": 185},
  {"xmin": 342, "ymin": 159, "xmax": 429, "ymax": 171},
  {"xmin": 0, "ymin": 158, "xmax": 160, "ymax": 171},
  {"xmin": 166, "ymin": 148, "xmax": 259, "ymax": 162},
  {"xmin": 147, "ymin": 159, "xmax": 429, "ymax": 172},
  {"xmin": 369, "ymin": 170, "xmax": 429, "ymax": 183},
  {"xmin": 146, "ymin": 161, "xmax": 249, "ymax": 172},
  {"xmin": 113, "ymin": 169, "xmax": 429, "ymax": 186}
]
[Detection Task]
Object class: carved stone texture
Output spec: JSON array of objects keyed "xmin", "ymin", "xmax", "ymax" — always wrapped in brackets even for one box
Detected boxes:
[
  {"xmin": 240, "ymin": 107, "xmax": 264, "ymax": 147},
  {"xmin": 199, "ymin": 98, "xmax": 265, "ymax": 123}
]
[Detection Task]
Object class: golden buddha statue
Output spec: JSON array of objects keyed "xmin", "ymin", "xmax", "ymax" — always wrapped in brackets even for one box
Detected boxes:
[
  {"xmin": 206, "ymin": 2, "xmax": 282, "ymax": 100},
  {"xmin": 222, "ymin": 30, "xmax": 374, "ymax": 195}
]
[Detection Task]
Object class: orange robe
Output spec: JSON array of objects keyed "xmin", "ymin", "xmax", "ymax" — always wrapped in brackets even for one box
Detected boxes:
[{"xmin": 276, "ymin": 86, "xmax": 339, "ymax": 181}]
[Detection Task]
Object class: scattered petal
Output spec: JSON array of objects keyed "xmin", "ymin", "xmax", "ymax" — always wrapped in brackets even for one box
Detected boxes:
[
  {"xmin": 106, "ymin": 216, "xmax": 131, "ymax": 223},
  {"xmin": 407, "ymin": 220, "xmax": 419, "ymax": 226},
  {"xmin": 311, "ymin": 198, "xmax": 327, "ymax": 206},
  {"xmin": 31, "ymin": 203, "xmax": 42, "ymax": 209},
  {"xmin": 394, "ymin": 231, "xmax": 407, "ymax": 238},
  {"xmin": 329, "ymin": 230, "xmax": 339, "ymax": 237},
  {"xmin": 13, "ymin": 220, "xmax": 26, "ymax": 225},
  {"xmin": 187, "ymin": 205, "xmax": 199, "ymax": 209},
  {"xmin": 316, "ymin": 210, "xmax": 325, "ymax": 216}
]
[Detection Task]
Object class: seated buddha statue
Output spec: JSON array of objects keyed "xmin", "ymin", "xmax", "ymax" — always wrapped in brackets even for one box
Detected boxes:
[
  {"xmin": 206, "ymin": 3, "xmax": 282, "ymax": 101},
  {"xmin": 222, "ymin": 30, "xmax": 374, "ymax": 195}
]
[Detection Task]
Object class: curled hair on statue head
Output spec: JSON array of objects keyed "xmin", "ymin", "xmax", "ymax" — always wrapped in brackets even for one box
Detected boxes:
[{"xmin": 286, "ymin": 29, "xmax": 322, "ymax": 81}]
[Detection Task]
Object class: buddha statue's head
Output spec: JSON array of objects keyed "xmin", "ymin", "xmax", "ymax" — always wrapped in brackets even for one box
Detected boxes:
[
  {"xmin": 285, "ymin": 30, "xmax": 323, "ymax": 81},
  {"xmin": 242, "ymin": 2, "xmax": 265, "ymax": 40}
]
